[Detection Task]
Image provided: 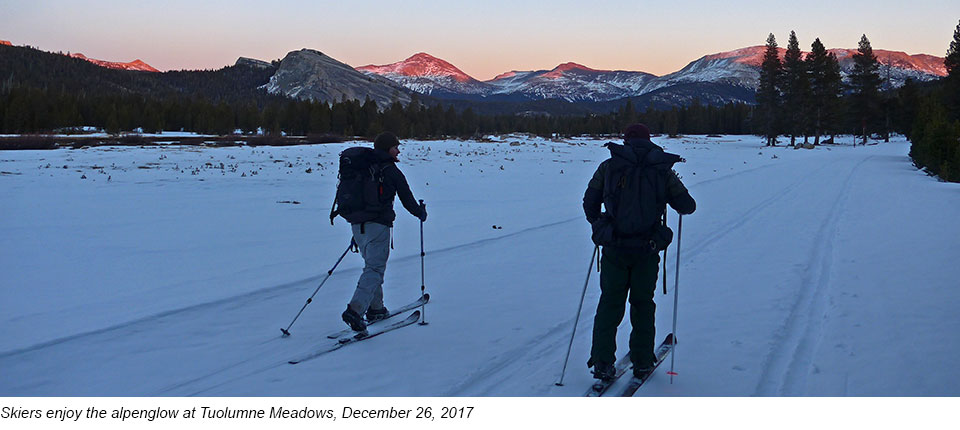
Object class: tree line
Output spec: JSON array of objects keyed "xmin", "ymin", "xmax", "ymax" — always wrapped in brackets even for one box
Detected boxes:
[
  {"xmin": 755, "ymin": 31, "xmax": 881, "ymax": 146},
  {"xmin": 754, "ymin": 25, "xmax": 960, "ymax": 183},
  {"xmin": 0, "ymin": 83, "xmax": 753, "ymax": 138},
  {"xmin": 0, "ymin": 41, "xmax": 747, "ymax": 138},
  {"xmin": 908, "ymin": 21, "xmax": 960, "ymax": 182}
]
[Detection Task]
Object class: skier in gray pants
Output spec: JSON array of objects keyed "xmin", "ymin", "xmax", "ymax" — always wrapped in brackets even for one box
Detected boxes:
[{"xmin": 341, "ymin": 132, "xmax": 427, "ymax": 332}]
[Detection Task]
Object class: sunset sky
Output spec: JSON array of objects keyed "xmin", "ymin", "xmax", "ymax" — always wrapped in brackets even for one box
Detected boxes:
[{"xmin": 2, "ymin": 0, "xmax": 958, "ymax": 80}]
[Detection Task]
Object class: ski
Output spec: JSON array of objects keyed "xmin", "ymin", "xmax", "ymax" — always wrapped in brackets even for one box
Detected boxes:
[
  {"xmin": 617, "ymin": 333, "xmax": 677, "ymax": 397},
  {"xmin": 289, "ymin": 310, "xmax": 421, "ymax": 365},
  {"xmin": 326, "ymin": 294, "xmax": 430, "ymax": 339},
  {"xmin": 584, "ymin": 353, "xmax": 633, "ymax": 397}
]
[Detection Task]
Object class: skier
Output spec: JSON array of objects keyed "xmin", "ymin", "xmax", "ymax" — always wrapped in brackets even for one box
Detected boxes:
[
  {"xmin": 582, "ymin": 123, "xmax": 696, "ymax": 381},
  {"xmin": 339, "ymin": 132, "xmax": 427, "ymax": 333}
]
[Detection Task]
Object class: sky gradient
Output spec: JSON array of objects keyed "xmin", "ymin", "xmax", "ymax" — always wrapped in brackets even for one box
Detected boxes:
[{"xmin": 2, "ymin": 0, "xmax": 958, "ymax": 80}]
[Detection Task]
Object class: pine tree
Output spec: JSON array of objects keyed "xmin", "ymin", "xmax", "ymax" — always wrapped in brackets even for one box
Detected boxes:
[
  {"xmin": 619, "ymin": 99, "xmax": 638, "ymax": 129},
  {"xmin": 105, "ymin": 103, "xmax": 120, "ymax": 135},
  {"xmin": 849, "ymin": 34, "xmax": 882, "ymax": 145},
  {"xmin": 806, "ymin": 38, "xmax": 843, "ymax": 145},
  {"xmin": 782, "ymin": 31, "xmax": 809, "ymax": 146},
  {"xmin": 756, "ymin": 33, "xmax": 783, "ymax": 146},
  {"xmin": 945, "ymin": 19, "xmax": 960, "ymax": 121},
  {"xmin": 946, "ymin": 19, "xmax": 960, "ymax": 78}
]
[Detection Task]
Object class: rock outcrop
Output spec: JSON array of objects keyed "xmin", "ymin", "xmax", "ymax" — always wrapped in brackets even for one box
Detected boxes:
[{"xmin": 266, "ymin": 49, "xmax": 411, "ymax": 106}]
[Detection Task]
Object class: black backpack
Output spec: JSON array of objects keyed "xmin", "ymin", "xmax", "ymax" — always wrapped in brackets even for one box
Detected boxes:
[
  {"xmin": 329, "ymin": 147, "xmax": 388, "ymax": 224},
  {"xmin": 592, "ymin": 143, "xmax": 680, "ymax": 251}
]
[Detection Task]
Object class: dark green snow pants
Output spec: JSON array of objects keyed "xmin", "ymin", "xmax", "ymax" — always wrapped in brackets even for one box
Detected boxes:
[{"xmin": 590, "ymin": 247, "xmax": 660, "ymax": 369}]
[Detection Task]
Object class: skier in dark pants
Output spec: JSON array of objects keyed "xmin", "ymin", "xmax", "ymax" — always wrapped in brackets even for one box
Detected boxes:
[
  {"xmin": 340, "ymin": 132, "xmax": 427, "ymax": 333},
  {"xmin": 582, "ymin": 123, "xmax": 696, "ymax": 380}
]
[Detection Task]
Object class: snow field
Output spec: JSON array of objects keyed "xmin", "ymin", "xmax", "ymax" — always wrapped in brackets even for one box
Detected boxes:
[{"xmin": 1, "ymin": 134, "xmax": 957, "ymax": 396}]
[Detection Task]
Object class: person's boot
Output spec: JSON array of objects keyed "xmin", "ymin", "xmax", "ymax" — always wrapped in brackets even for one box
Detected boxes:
[
  {"xmin": 365, "ymin": 306, "xmax": 390, "ymax": 323},
  {"xmin": 341, "ymin": 306, "xmax": 367, "ymax": 332},
  {"xmin": 633, "ymin": 364, "xmax": 654, "ymax": 380},
  {"xmin": 591, "ymin": 361, "xmax": 616, "ymax": 381}
]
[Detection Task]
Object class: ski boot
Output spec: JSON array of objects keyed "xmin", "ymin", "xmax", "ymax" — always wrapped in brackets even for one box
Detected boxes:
[
  {"xmin": 365, "ymin": 306, "xmax": 389, "ymax": 323},
  {"xmin": 341, "ymin": 306, "xmax": 367, "ymax": 333},
  {"xmin": 633, "ymin": 365, "xmax": 654, "ymax": 380},
  {"xmin": 591, "ymin": 361, "xmax": 616, "ymax": 381}
]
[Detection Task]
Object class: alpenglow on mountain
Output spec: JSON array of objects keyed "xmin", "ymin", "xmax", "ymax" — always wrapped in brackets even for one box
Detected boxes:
[
  {"xmin": 355, "ymin": 53, "xmax": 489, "ymax": 97},
  {"xmin": 68, "ymin": 53, "xmax": 160, "ymax": 72},
  {"xmin": 355, "ymin": 46, "xmax": 947, "ymax": 104}
]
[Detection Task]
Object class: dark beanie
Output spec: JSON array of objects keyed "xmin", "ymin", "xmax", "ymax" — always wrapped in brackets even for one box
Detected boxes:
[
  {"xmin": 374, "ymin": 132, "xmax": 400, "ymax": 152},
  {"xmin": 623, "ymin": 123, "xmax": 651, "ymax": 140}
]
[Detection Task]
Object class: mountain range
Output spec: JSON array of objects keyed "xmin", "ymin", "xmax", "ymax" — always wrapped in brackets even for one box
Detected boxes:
[
  {"xmin": 1, "ymin": 38, "xmax": 949, "ymax": 111},
  {"xmin": 356, "ymin": 47, "xmax": 946, "ymax": 105}
]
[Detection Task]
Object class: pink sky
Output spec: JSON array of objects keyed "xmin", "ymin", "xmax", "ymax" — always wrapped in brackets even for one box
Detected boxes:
[{"xmin": 2, "ymin": 0, "xmax": 958, "ymax": 80}]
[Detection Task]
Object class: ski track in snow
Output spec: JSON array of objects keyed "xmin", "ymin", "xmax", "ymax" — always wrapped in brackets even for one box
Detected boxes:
[
  {"xmin": 4, "ymin": 137, "xmax": 956, "ymax": 396},
  {"xmin": 681, "ymin": 159, "xmax": 834, "ymax": 262},
  {"xmin": 752, "ymin": 156, "xmax": 870, "ymax": 396},
  {"xmin": 126, "ymin": 218, "xmax": 584, "ymax": 396},
  {"xmin": 441, "ymin": 320, "xmax": 571, "ymax": 396},
  {"xmin": 0, "ymin": 148, "xmax": 843, "ymax": 396},
  {"xmin": 0, "ymin": 275, "xmax": 323, "ymax": 359}
]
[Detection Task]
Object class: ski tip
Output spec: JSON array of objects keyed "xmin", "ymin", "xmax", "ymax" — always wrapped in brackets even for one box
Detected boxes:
[
  {"xmin": 422, "ymin": 293, "xmax": 430, "ymax": 302},
  {"xmin": 288, "ymin": 360, "xmax": 298, "ymax": 365}
]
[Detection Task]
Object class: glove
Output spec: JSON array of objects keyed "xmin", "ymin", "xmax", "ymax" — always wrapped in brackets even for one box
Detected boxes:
[{"xmin": 418, "ymin": 205, "xmax": 428, "ymax": 222}]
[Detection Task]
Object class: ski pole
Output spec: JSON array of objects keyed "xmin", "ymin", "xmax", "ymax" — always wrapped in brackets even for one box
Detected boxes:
[
  {"xmin": 555, "ymin": 245, "xmax": 599, "ymax": 386},
  {"xmin": 280, "ymin": 240, "xmax": 354, "ymax": 337},
  {"xmin": 418, "ymin": 199, "xmax": 428, "ymax": 326},
  {"xmin": 668, "ymin": 215, "xmax": 683, "ymax": 383},
  {"xmin": 662, "ymin": 210, "xmax": 668, "ymax": 295}
]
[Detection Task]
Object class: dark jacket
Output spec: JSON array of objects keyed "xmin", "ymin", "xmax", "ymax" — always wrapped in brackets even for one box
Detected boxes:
[
  {"xmin": 583, "ymin": 138, "xmax": 696, "ymax": 244},
  {"xmin": 364, "ymin": 149, "xmax": 424, "ymax": 227}
]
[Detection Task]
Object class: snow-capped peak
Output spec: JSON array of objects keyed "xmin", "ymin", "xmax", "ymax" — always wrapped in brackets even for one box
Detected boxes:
[
  {"xmin": 541, "ymin": 62, "xmax": 599, "ymax": 79},
  {"xmin": 356, "ymin": 52, "xmax": 477, "ymax": 83},
  {"xmin": 703, "ymin": 45, "xmax": 769, "ymax": 67},
  {"xmin": 701, "ymin": 45, "xmax": 946, "ymax": 77}
]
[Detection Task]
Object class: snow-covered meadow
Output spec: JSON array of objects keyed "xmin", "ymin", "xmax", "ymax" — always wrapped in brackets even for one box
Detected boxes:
[{"xmin": 1, "ymin": 134, "xmax": 958, "ymax": 396}]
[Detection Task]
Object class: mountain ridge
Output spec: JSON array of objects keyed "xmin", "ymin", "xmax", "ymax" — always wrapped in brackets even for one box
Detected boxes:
[
  {"xmin": 69, "ymin": 53, "xmax": 160, "ymax": 72},
  {"xmin": 357, "ymin": 45, "xmax": 946, "ymax": 104}
]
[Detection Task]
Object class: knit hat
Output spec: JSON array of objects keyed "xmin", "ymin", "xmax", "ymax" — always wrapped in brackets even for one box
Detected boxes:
[
  {"xmin": 374, "ymin": 132, "xmax": 400, "ymax": 152},
  {"xmin": 623, "ymin": 123, "xmax": 651, "ymax": 140}
]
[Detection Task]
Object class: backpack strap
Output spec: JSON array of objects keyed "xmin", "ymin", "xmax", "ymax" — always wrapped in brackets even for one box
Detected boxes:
[{"xmin": 329, "ymin": 194, "xmax": 338, "ymax": 225}]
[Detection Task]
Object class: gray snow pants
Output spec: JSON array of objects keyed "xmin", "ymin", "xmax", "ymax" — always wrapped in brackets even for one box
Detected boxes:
[{"xmin": 348, "ymin": 222, "xmax": 390, "ymax": 315}]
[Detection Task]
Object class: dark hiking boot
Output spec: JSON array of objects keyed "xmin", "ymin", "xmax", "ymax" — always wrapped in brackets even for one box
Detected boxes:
[
  {"xmin": 341, "ymin": 306, "xmax": 367, "ymax": 332},
  {"xmin": 633, "ymin": 365, "xmax": 654, "ymax": 379},
  {"xmin": 365, "ymin": 307, "xmax": 389, "ymax": 323},
  {"xmin": 591, "ymin": 362, "xmax": 616, "ymax": 381}
]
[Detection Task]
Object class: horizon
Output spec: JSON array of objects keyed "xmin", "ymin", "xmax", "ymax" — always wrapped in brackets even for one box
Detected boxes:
[{"xmin": 1, "ymin": 0, "xmax": 958, "ymax": 80}]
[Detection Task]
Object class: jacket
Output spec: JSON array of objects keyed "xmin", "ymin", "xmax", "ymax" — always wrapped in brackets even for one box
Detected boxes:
[{"xmin": 361, "ymin": 149, "xmax": 424, "ymax": 227}]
